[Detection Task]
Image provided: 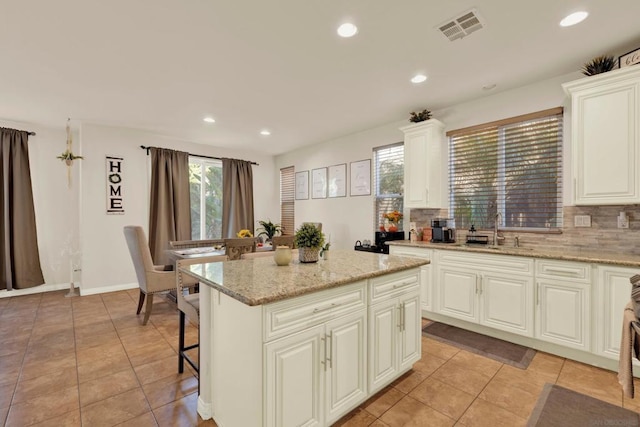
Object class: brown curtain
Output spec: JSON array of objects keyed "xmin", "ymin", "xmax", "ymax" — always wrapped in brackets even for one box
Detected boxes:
[
  {"xmin": 0, "ymin": 128, "xmax": 45, "ymax": 290},
  {"xmin": 148, "ymin": 148, "xmax": 191, "ymax": 265},
  {"xmin": 222, "ymin": 159, "xmax": 254, "ymax": 238}
]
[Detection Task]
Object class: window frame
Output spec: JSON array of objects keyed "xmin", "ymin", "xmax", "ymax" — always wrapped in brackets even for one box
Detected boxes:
[
  {"xmin": 447, "ymin": 107, "xmax": 563, "ymax": 233},
  {"xmin": 189, "ymin": 156, "xmax": 223, "ymax": 239},
  {"xmin": 373, "ymin": 142, "xmax": 404, "ymax": 231}
]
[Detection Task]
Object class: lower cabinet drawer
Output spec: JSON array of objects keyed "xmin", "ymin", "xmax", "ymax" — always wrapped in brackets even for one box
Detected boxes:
[
  {"xmin": 264, "ymin": 281, "xmax": 367, "ymax": 341},
  {"xmin": 369, "ymin": 269, "xmax": 419, "ymax": 303}
]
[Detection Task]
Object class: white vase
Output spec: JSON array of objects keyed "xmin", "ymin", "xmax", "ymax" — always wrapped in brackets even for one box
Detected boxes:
[
  {"xmin": 299, "ymin": 247, "xmax": 320, "ymax": 263},
  {"xmin": 274, "ymin": 246, "xmax": 292, "ymax": 266}
]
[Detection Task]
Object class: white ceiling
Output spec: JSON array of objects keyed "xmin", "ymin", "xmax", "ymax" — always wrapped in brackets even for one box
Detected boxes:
[{"xmin": 1, "ymin": 1, "xmax": 639, "ymax": 155}]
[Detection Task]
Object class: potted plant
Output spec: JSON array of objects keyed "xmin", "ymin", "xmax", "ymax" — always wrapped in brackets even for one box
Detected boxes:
[
  {"xmin": 257, "ymin": 219, "xmax": 282, "ymax": 242},
  {"xmin": 581, "ymin": 55, "xmax": 616, "ymax": 76},
  {"xmin": 294, "ymin": 223, "xmax": 325, "ymax": 263},
  {"xmin": 409, "ymin": 109, "xmax": 432, "ymax": 123}
]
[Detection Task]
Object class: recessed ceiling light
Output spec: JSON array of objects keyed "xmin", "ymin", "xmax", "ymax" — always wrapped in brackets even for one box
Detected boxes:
[
  {"xmin": 260, "ymin": 130, "xmax": 271, "ymax": 136},
  {"xmin": 411, "ymin": 74, "xmax": 428, "ymax": 84},
  {"xmin": 560, "ymin": 11, "xmax": 588, "ymax": 27},
  {"xmin": 203, "ymin": 116, "xmax": 215, "ymax": 123},
  {"xmin": 337, "ymin": 23, "xmax": 358, "ymax": 38}
]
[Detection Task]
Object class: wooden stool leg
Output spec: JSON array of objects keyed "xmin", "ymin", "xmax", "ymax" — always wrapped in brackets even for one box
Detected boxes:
[
  {"xmin": 179, "ymin": 311, "xmax": 186, "ymax": 373},
  {"xmin": 136, "ymin": 290, "xmax": 146, "ymax": 315}
]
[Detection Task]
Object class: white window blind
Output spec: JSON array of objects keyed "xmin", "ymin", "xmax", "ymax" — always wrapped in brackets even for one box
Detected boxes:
[
  {"xmin": 373, "ymin": 143, "xmax": 404, "ymax": 231},
  {"xmin": 448, "ymin": 107, "xmax": 563, "ymax": 231},
  {"xmin": 280, "ymin": 166, "xmax": 295, "ymax": 235}
]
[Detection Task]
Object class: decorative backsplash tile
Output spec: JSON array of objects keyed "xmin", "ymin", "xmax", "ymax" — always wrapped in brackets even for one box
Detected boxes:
[{"xmin": 410, "ymin": 205, "xmax": 640, "ymax": 255}]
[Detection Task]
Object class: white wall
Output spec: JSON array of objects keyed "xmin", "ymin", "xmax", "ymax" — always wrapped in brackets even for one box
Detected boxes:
[
  {"xmin": 275, "ymin": 70, "xmax": 583, "ymax": 250},
  {"xmin": 79, "ymin": 123, "xmax": 279, "ymax": 294}
]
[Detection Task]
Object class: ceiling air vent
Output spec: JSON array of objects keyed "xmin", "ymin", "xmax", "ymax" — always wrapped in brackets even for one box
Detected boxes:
[{"xmin": 437, "ymin": 8, "xmax": 485, "ymax": 41}]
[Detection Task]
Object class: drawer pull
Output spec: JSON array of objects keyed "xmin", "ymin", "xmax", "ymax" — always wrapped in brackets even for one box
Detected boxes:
[
  {"xmin": 544, "ymin": 267, "xmax": 580, "ymax": 277},
  {"xmin": 313, "ymin": 302, "xmax": 339, "ymax": 314}
]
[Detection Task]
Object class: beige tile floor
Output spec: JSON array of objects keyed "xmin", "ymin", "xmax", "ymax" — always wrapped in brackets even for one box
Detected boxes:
[{"xmin": 1, "ymin": 290, "xmax": 638, "ymax": 426}]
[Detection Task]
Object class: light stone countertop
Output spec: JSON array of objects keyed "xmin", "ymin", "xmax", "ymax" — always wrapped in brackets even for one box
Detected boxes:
[
  {"xmin": 181, "ymin": 249, "xmax": 430, "ymax": 306},
  {"xmin": 387, "ymin": 240, "xmax": 640, "ymax": 268}
]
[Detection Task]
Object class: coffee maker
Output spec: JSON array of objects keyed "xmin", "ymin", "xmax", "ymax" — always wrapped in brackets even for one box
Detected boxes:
[{"xmin": 431, "ymin": 218, "xmax": 456, "ymax": 243}]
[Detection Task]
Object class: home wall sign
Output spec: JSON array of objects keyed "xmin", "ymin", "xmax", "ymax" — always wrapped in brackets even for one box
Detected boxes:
[
  {"xmin": 619, "ymin": 47, "xmax": 640, "ymax": 68},
  {"xmin": 106, "ymin": 156, "xmax": 124, "ymax": 214}
]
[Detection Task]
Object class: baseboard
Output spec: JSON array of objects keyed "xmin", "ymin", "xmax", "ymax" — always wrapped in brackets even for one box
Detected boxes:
[
  {"xmin": 80, "ymin": 282, "xmax": 138, "ymax": 296},
  {"xmin": 0, "ymin": 283, "xmax": 71, "ymax": 299},
  {"xmin": 0, "ymin": 282, "xmax": 139, "ymax": 298}
]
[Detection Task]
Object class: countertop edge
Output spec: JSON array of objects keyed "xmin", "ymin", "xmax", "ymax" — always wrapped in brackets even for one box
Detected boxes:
[
  {"xmin": 387, "ymin": 241, "xmax": 640, "ymax": 268},
  {"xmin": 181, "ymin": 258, "xmax": 429, "ymax": 307}
]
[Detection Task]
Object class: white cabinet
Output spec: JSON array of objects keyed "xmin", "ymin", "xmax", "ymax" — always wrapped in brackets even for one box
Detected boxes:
[
  {"xmin": 534, "ymin": 260, "xmax": 591, "ymax": 351},
  {"xmin": 563, "ymin": 66, "xmax": 640, "ymax": 205},
  {"xmin": 368, "ymin": 270, "xmax": 421, "ymax": 394},
  {"xmin": 264, "ymin": 284, "xmax": 368, "ymax": 427},
  {"xmin": 389, "ymin": 246, "xmax": 433, "ymax": 312},
  {"xmin": 400, "ymin": 119, "xmax": 447, "ymax": 208},
  {"xmin": 594, "ymin": 264, "xmax": 638, "ymax": 361},
  {"xmin": 435, "ymin": 250, "xmax": 534, "ymax": 337}
]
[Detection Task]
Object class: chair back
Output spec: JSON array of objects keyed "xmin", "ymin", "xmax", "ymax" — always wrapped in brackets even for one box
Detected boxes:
[
  {"xmin": 170, "ymin": 239, "xmax": 225, "ymax": 249},
  {"xmin": 123, "ymin": 226, "xmax": 155, "ymax": 290},
  {"xmin": 271, "ymin": 235, "xmax": 295, "ymax": 249},
  {"xmin": 240, "ymin": 251, "xmax": 273, "ymax": 260},
  {"xmin": 303, "ymin": 222, "xmax": 322, "ymax": 232},
  {"xmin": 224, "ymin": 237, "xmax": 258, "ymax": 260}
]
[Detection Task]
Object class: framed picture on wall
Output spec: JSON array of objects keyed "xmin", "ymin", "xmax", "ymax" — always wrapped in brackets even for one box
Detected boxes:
[
  {"xmin": 328, "ymin": 163, "xmax": 347, "ymax": 198},
  {"xmin": 295, "ymin": 170, "xmax": 309, "ymax": 200},
  {"xmin": 312, "ymin": 167, "xmax": 327, "ymax": 199},
  {"xmin": 350, "ymin": 159, "xmax": 371, "ymax": 196}
]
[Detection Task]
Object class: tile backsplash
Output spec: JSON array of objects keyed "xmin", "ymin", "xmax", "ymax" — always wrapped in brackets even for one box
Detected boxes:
[{"xmin": 410, "ymin": 205, "xmax": 640, "ymax": 255}]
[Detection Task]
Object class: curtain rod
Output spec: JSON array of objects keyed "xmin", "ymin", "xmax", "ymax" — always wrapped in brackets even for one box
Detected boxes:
[
  {"xmin": 1, "ymin": 127, "xmax": 36, "ymax": 136},
  {"xmin": 139, "ymin": 145, "xmax": 259, "ymax": 166}
]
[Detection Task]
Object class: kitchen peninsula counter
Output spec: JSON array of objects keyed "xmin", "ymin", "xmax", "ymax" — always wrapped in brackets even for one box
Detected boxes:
[{"xmin": 182, "ymin": 250, "xmax": 429, "ymax": 426}]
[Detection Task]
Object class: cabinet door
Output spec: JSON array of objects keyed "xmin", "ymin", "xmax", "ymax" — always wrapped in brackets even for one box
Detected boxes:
[
  {"xmin": 571, "ymin": 73, "xmax": 640, "ymax": 204},
  {"xmin": 595, "ymin": 265, "xmax": 637, "ymax": 360},
  {"xmin": 480, "ymin": 272, "xmax": 534, "ymax": 337},
  {"xmin": 535, "ymin": 279, "xmax": 590, "ymax": 351},
  {"xmin": 325, "ymin": 310, "xmax": 367, "ymax": 425},
  {"xmin": 368, "ymin": 298, "xmax": 398, "ymax": 394},
  {"xmin": 265, "ymin": 325, "xmax": 324, "ymax": 427},
  {"xmin": 402, "ymin": 120, "xmax": 445, "ymax": 208},
  {"xmin": 389, "ymin": 247, "xmax": 433, "ymax": 312},
  {"xmin": 437, "ymin": 266, "xmax": 479, "ymax": 322},
  {"xmin": 398, "ymin": 291, "xmax": 422, "ymax": 372}
]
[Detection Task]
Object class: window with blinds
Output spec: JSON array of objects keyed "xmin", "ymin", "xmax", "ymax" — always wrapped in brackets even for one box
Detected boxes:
[
  {"xmin": 280, "ymin": 166, "xmax": 295, "ymax": 235},
  {"xmin": 448, "ymin": 107, "xmax": 563, "ymax": 231},
  {"xmin": 373, "ymin": 143, "xmax": 404, "ymax": 230}
]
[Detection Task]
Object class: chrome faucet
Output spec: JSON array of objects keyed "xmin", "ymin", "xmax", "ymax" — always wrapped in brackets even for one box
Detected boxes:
[
  {"xmin": 494, "ymin": 212, "xmax": 502, "ymax": 246},
  {"xmin": 514, "ymin": 236, "xmax": 520, "ymax": 248}
]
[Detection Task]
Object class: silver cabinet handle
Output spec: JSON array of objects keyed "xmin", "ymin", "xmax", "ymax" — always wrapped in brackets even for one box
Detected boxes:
[
  {"xmin": 397, "ymin": 305, "xmax": 402, "ymax": 330},
  {"xmin": 326, "ymin": 332, "xmax": 332, "ymax": 368},
  {"xmin": 479, "ymin": 274, "xmax": 483, "ymax": 295},
  {"xmin": 475, "ymin": 275, "xmax": 479, "ymax": 294},
  {"xmin": 313, "ymin": 302, "xmax": 339, "ymax": 314},
  {"xmin": 535, "ymin": 283, "xmax": 540, "ymax": 305},
  {"xmin": 401, "ymin": 303, "xmax": 406, "ymax": 331},
  {"xmin": 320, "ymin": 336, "xmax": 326, "ymax": 370}
]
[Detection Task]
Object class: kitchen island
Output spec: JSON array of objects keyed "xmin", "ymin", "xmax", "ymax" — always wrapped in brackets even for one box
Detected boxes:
[{"xmin": 182, "ymin": 249, "xmax": 429, "ymax": 427}]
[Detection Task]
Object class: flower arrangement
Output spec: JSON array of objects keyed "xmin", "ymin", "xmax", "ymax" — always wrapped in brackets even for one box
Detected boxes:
[
  {"xmin": 237, "ymin": 229, "xmax": 253, "ymax": 238},
  {"xmin": 383, "ymin": 210, "xmax": 403, "ymax": 223},
  {"xmin": 409, "ymin": 109, "xmax": 432, "ymax": 123}
]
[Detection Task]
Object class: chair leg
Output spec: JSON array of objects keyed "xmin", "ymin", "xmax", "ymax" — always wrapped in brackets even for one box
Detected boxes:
[
  {"xmin": 142, "ymin": 293, "xmax": 153, "ymax": 325},
  {"xmin": 179, "ymin": 310, "xmax": 186, "ymax": 373},
  {"xmin": 136, "ymin": 291, "xmax": 146, "ymax": 315}
]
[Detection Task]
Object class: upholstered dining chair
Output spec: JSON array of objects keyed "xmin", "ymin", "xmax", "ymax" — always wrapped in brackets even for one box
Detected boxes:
[
  {"xmin": 123, "ymin": 225, "xmax": 176, "ymax": 325},
  {"xmin": 175, "ymin": 254, "xmax": 228, "ymax": 375},
  {"xmin": 224, "ymin": 237, "xmax": 257, "ymax": 260},
  {"xmin": 240, "ymin": 251, "xmax": 273, "ymax": 260},
  {"xmin": 169, "ymin": 239, "xmax": 225, "ymax": 249},
  {"xmin": 271, "ymin": 235, "xmax": 295, "ymax": 249}
]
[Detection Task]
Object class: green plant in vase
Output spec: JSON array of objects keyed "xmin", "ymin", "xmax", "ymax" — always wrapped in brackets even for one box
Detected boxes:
[
  {"xmin": 294, "ymin": 223, "xmax": 325, "ymax": 263},
  {"xmin": 257, "ymin": 219, "xmax": 282, "ymax": 242}
]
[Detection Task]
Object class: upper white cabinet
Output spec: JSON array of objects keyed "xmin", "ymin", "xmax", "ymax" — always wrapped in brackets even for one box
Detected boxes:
[
  {"xmin": 563, "ymin": 66, "xmax": 640, "ymax": 205},
  {"xmin": 401, "ymin": 119, "xmax": 447, "ymax": 208}
]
